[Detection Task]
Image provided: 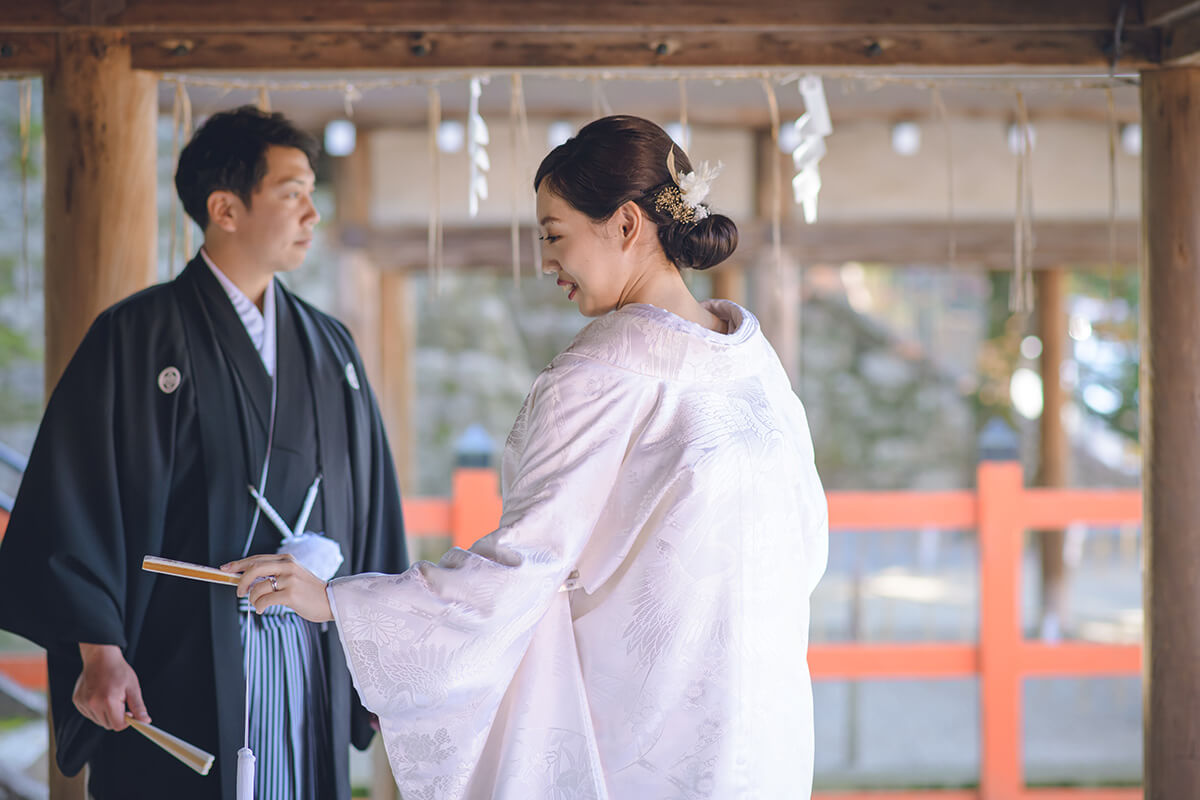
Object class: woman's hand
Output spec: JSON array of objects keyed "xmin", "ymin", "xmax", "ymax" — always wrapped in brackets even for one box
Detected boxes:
[{"xmin": 220, "ymin": 554, "xmax": 334, "ymax": 623}]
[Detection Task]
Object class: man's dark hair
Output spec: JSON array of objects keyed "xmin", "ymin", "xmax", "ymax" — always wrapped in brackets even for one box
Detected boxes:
[{"xmin": 175, "ymin": 105, "xmax": 319, "ymax": 230}]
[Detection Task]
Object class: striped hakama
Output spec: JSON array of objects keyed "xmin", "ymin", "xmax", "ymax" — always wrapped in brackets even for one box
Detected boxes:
[{"xmin": 238, "ymin": 598, "xmax": 332, "ymax": 800}]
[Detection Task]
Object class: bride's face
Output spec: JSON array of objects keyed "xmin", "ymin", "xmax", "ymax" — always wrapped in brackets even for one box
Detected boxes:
[{"xmin": 535, "ymin": 184, "xmax": 632, "ymax": 317}]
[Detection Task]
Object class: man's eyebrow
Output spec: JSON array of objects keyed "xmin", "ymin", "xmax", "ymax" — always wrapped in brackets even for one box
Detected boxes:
[{"xmin": 273, "ymin": 175, "xmax": 315, "ymax": 188}]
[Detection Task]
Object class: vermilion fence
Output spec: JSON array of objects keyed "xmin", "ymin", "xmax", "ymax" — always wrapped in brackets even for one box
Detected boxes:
[{"xmin": 0, "ymin": 462, "xmax": 1142, "ymax": 799}]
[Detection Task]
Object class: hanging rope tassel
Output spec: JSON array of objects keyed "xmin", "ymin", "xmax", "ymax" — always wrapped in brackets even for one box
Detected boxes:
[
  {"xmin": 168, "ymin": 82, "xmax": 185, "ymax": 277},
  {"xmin": 179, "ymin": 85, "xmax": 194, "ymax": 265},
  {"xmin": 678, "ymin": 77, "xmax": 690, "ymax": 152},
  {"xmin": 509, "ymin": 74, "xmax": 524, "ymax": 287},
  {"xmin": 510, "ymin": 75, "xmax": 539, "ymax": 279},
  {"xmin": 18, "ymin": 78, "xmax": 32, "ymax": 299},
  {"xmin": 1105, "ymin": 86, "xmax": 1119, "ymax": 300},
  {"xmin": 760, "ymin": 77, "xmax": 784, "ymax": 283},
  {"xmin": 426, "ymin": 85, "xmax": 443, "ymax": 294},
  {"xmin": 932, "ymin": 86, "xmax": 957, "ymax": 268},
  {"xmin": 1010, "ymin": 91, "xmax": 1035, "ymax": 313}
]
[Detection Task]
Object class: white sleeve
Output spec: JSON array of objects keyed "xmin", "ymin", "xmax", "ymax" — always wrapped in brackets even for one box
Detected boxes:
[{"xmin": 328, "ymin": 355, "xmax": 647, "ymax": 787}]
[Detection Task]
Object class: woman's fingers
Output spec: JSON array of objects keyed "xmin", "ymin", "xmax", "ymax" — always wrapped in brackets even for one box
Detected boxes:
[
  {"xmin": 222, "ymin": 554, "xmax": 298, "ymax": 598},
  {"xmin": 220, "ymin": 553, "xmax": 331, "ymax": 622}
]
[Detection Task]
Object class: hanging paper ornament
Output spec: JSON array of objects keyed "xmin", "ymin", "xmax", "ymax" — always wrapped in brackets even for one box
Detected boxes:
[
  {"xmin": 791, "ymin": 75, "xmax": 832, "ymax": 224},
  {"xmin": 467, "ymin": 76, "xmax": 491, "ymax": 217}
]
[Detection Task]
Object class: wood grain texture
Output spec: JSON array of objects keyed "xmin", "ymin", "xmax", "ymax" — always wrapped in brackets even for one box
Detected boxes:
[
  {"xmin": 0, "ymin": 0, "xmax": 1148, "ymax": 32},
  {"xmin": 1141, "ymin": 66, "xmax": 1200, "ymax": 800},
  {"xmin": 43, "ymin": 31, "xmax": 158, "ymax": 395},
  {"xmin": 126, "ymin": 28, "xmax": 1158, "ymax": 70}
]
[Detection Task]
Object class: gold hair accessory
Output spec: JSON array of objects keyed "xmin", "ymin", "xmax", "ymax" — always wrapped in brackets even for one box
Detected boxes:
[{"xmin": 657, "ymin": 146, "xmax": 722, "ymax": 223}]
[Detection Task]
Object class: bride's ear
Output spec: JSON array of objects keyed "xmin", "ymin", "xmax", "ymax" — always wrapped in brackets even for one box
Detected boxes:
[{"xmin": 614, "ymin": 200, "xmax": 645, "ymax": 253}]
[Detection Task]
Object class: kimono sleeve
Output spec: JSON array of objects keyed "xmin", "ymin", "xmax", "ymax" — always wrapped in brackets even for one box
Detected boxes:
[
  {"xmin": 327, "ymin": 354, "xmax": 648, "ymax": 789},
  {"xmin": 0, "ymin": 307, "xmax": 172, "ymax": 650}
]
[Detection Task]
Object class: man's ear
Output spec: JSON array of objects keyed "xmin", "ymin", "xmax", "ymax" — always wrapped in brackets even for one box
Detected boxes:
[
  {"xmin": 615, "ymin": 200, "xmax": 645, "ymax": 253},
  {"xmin": 206, "ymin": 190, "xmax": 241, "ymax": 234}
]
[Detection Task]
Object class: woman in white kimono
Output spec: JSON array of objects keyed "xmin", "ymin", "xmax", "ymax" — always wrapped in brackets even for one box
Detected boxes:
[{"xmin": 226, "ymin": 115, "xmax": 828, "ymax": 800}]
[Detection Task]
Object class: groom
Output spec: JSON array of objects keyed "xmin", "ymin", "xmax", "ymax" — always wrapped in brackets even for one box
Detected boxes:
[{"xmin": 0, "ymin": 106, "xmax": 408, "ymax": 799}]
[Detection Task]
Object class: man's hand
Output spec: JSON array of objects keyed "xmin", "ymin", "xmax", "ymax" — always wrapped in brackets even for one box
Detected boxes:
[{"xmin": 74, "ymin": 643, "xmax": 150, "ymax": 731}]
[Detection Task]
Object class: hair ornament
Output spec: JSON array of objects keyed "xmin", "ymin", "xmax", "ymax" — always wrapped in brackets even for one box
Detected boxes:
[{"xmin": 660, "ymin": 146, "xmax": 722, "ymax": 223}]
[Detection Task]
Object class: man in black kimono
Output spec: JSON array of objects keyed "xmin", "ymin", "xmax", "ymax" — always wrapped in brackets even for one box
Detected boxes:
[{"xmin": 0, "ymin": 106, "xmax": 408, "ymax": 799}]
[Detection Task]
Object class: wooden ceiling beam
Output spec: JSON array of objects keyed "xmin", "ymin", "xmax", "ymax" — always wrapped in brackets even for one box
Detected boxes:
[
  {"xmin": 1144, "ymin": 0, "xmax": 1200, "ymax": 26},
  {"xmin": 0, "ymin": 34, "xmax": 54, "ymax": 72},
  {"xmin": 1162, "ymin": 11, "xmax": 1200, "ymax": 62},
  {"xmin": 1, "ymin": 1, "xmax": 1150, "ymax": 33},
  {"xmin": 123, "ymin": 29, "xmax": 1155, "ymax": 70},
  {"xmin": 356, "ymin": 219, "xmax": 1139, "ymax": 273}
]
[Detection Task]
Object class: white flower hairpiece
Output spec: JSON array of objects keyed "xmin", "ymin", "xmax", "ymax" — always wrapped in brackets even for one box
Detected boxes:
[{"xmin": 665, "ymin": 147, "xmax": 723, "ymax": 222}]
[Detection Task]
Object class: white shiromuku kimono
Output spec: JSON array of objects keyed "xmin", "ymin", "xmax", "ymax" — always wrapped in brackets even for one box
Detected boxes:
[{"xmin": 329, "ymin": 300, "xmax": 828, "ymax": 799}]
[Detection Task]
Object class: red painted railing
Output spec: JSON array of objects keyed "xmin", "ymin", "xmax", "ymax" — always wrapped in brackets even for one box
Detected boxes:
[{"xmin": 0, "ymin": 464, "xmax": 1142, "ymax": 798}]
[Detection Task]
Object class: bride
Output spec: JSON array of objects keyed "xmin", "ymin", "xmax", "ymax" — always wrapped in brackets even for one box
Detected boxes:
[{"xmin": 225, "ymin": 114, "xmax": 828, "ymax": 800}]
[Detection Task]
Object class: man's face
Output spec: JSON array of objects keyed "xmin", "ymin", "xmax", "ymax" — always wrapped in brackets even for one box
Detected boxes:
[{"xmin": 234, "ymin": 145, "xmax": 319, "ymax": 273}]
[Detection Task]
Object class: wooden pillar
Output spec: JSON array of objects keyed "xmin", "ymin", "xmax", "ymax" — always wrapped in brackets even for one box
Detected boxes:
[
  {"xmin": 42, "ymin": 30, "xmax": 157, "ymax": 800},
  {"xmin": 379, "ymin": 271, "xmax": 415, "ymax": 491},
  {"xmin": 1035, "ymin": 268, "xmax": 1068, "ymax": 640},
  {"xmin": 1142, "ymin": 67, "xmax": 1200, "ymax": 800},
  {"xmin": 43, "ymin": 30, "xmax": 157, "ymax": 394},
  {"xmin": 711, "ymin": 264, "xmax": 745, "ymax": 305}
]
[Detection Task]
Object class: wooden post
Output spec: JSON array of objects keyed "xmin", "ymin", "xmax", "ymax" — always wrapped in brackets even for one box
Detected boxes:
[
  {"xmin": 42, "ymin": 30, "xmax": 157, "ymax": 800},
  {"xmin": 1142, "ymin": 66, "xmax": 1200, "ymax": 800},
  {"xmin": 43, "ymin": 30, "xmax": 157, "ymax": 394},
  {"xmin": 1035, "ymin": 268, "xmax": 1068, "ymax": 641},
  {"xmin": 711, "ymin": 264, "xmax": 745, "ymax": 305},
  {"xmin": 379, "ymin": 271, "xmax": 415, "ymax": 491}
]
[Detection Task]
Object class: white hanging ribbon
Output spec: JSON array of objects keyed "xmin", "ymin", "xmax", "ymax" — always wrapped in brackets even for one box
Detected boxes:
[{"xmin": 467, "ymin": 76, "xmax": 491, "ymax": 218}]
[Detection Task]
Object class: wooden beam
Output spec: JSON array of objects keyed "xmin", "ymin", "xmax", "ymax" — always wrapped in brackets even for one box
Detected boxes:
[
  {"xmin": 0, "ymin": 1, "xmax": 1155, "ymax": 33},
  {"xmin": 0, "ymin": 33, "xmax": 54, "ymax": 72},
  {"xmin": 1144, "ymin": 0, "xmax": 1200, "ymax": 26},
  {"xmin": 361, "ymin": 219, "xmax": 1139, "ymax": 272},
  {"xmin": 1142, "ymin": 65, "xmax": 1200, "ymax": 800},
  {"xmin": 1162, "ymin": 12, "xmax": 1200, "ymax": 63},
  {"xmin": 124, "ymin": 28, "xmax": 1157, "ymax": 70},
  {"xmin": 378, "ymin": 272, "xmax": 415, "ymax": 492}
]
